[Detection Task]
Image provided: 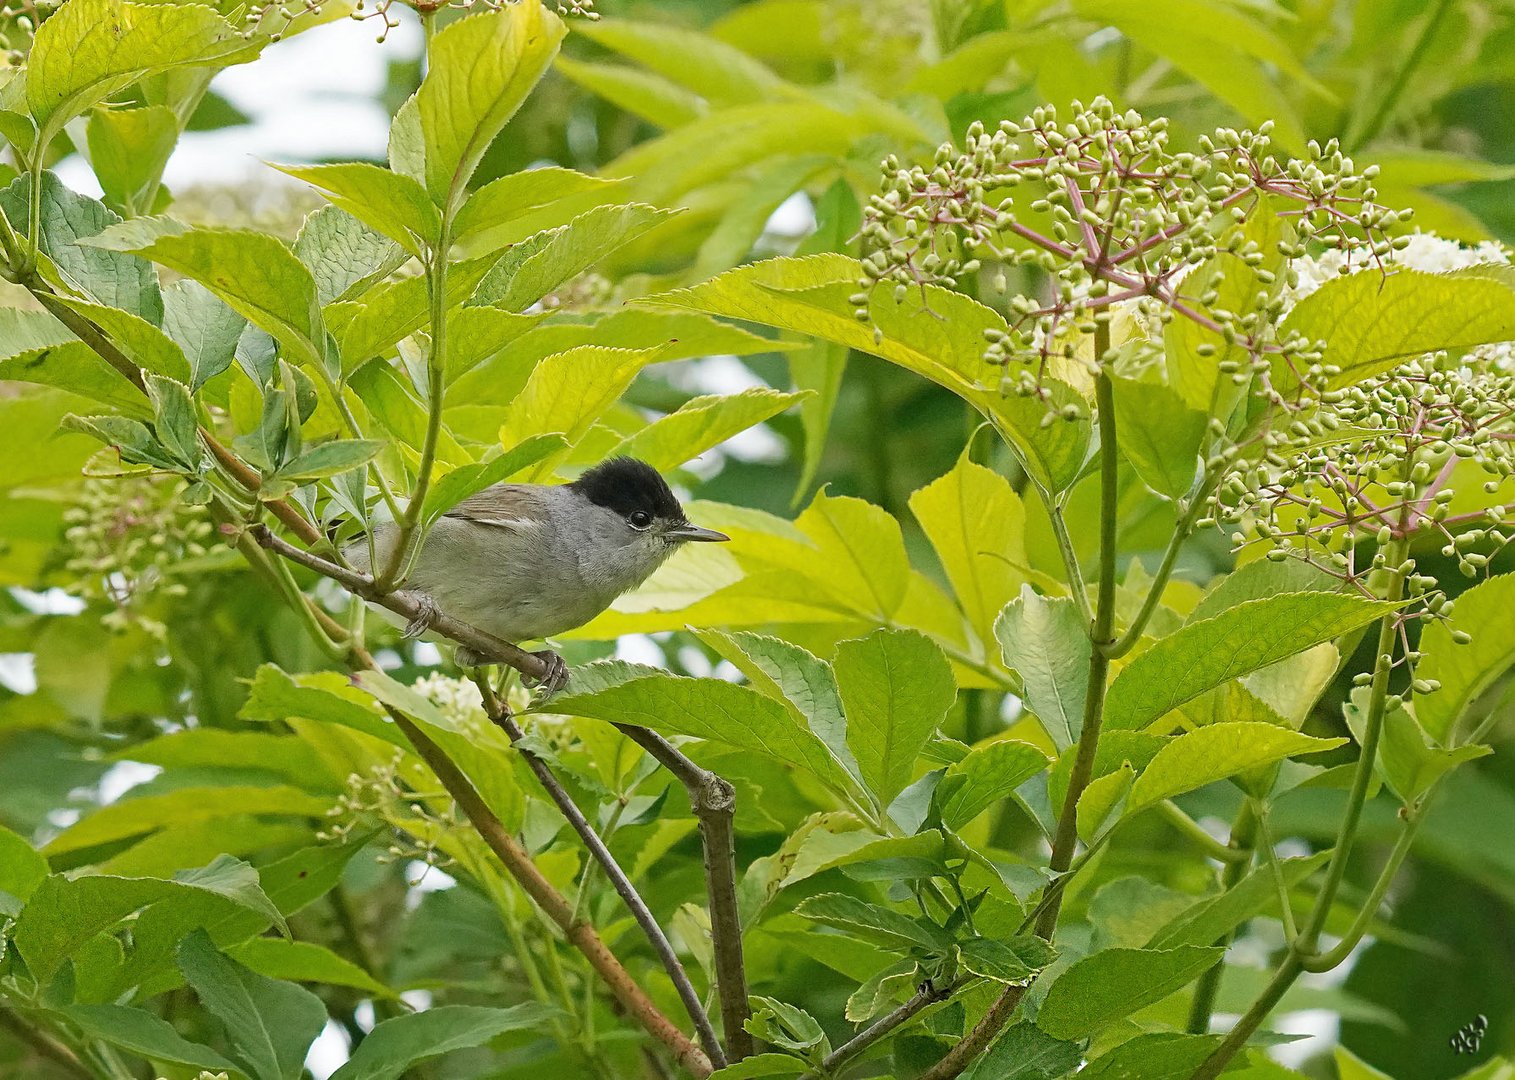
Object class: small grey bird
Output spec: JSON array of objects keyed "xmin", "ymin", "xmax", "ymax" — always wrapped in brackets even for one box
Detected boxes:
[{"xmin": 348, "ymin": 457, "xmax": 728, "ymax": 689}]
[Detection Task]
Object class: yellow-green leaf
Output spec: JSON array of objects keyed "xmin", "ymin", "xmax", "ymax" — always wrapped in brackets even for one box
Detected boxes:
[{"xmin": 1126, "ymin": 722, "xmax": 1345, "ymax": 811}]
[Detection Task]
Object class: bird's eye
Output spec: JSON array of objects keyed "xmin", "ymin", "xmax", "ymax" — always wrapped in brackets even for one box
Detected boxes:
[{"xmin": 628, "ymin": 510, "xmax": 653, "ymax": 529}]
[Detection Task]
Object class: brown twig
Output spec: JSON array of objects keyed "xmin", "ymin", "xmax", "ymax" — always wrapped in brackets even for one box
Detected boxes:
[
  {"xmin": 382, "ymin": 705, "xmax": 713, "ymax": 1077},
  {"xmin": 473, "ymin": 678, "xmax": 726, "ymax": 1067},
  {"xmin": 614, "ymin": 725, "xmax": 753, "ymax": 1060}
]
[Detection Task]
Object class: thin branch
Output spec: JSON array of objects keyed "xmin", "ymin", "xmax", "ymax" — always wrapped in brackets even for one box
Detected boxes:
[
  {"xmin": 1185, "ymin": 803, "xmax": 1258, "ymax": 1034},
  {"xmin": 471, "ymin": 677, "xmax": 726, "ymax": 1067},
  {"xmin": 383, "ymin": 704, "xmax": 713, "ymax": 1077},
  {"xmin": 615, "ymin": 726, "xmax": 754, "ymax": 1061},
  {"xmin": 0, "ymin": 1009, "xmax": 92, "ymax": 1080},
  {"xmin": 803, "ymin": 978, "xmax": 963, "ymax": 1079}
]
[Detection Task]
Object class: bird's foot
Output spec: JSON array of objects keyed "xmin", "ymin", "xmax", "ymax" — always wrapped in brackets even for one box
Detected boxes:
[
  {"xmin": 524, "ymin": 649, "xmax": 570, "ymax": 696},
  {"xmin": 401, "ymin": 593, "xmax": 440, "ymax": 639}
]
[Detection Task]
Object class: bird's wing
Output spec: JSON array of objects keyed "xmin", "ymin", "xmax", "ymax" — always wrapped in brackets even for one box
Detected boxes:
[{"xmin": 444, "ymin": 484, "xmax": 551, "ymax": 530}]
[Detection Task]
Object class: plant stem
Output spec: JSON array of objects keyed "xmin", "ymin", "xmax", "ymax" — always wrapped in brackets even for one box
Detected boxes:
[
  {"xmin": 1045, "ymin": 501, "xmax": 1094, "ymax": 626},
  {"xmin": 1185, "ymin": 802, "xmax": 1258, "ymax": 1034},
  {"xmin": 924, "ymin": 352, "xmax": 1121, "ymax": 1080},
  {"xmin": 1351, "ymin": 0, "xmax": 1453, "ymax": 150},
  {"xmin": 0, "ymin": 1009, "xmax": 92, "ymax": 1079},
  {"xmin": 803, "ymin": 978, "xmax": 965, "ymax": 1079},
  {"xmin": 471, "ymin": 677, "xmax": 726, "ymax": 1067},
  {"xmin": 1158, "ymin": 800, "xmax": 1252, "ymax": 865},
  {"xmin": 613, "ymin": 726, "xmax": 754, "ymax": 1061},
  {"xmin": 1188, "ymin": 953, "xmax": 1302, "ymax": 1080},
  {"xmin": 1104, "ymin": 474, "xmax": 1216, "ymax": 659},
  {"xmin": 383, "ymin": 705, "xmax": 714, "ymax": 1077}
]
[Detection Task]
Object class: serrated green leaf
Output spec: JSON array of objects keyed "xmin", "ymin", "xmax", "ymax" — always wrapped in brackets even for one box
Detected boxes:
[
  {"xmin": 995, "ymin": 587, "xmax": 1090, "ymax": 750},
  {"xmin": 957, "ymin": 936, "xmax": 1056, "ymax": 984},
  {"xmin": 1128, "ymin": 722, "xmax": 1344, "ymax": 811},
  {"xmin": 0, "ymin": 824, "xmax": 47, "ymax": 902},
  {"xmin": 497, "ymin": 344, "xmax": 662, "ymax": 460},
  {"xmin": 837, "ymin": 628, "xmax": 956, "ymax": 809},
  {"xmin": 452, "ymin": 164, "xmax": 619, "ymax": 247},
  {"xmin": 1111, "ymin": 375, "xmax": 1206, "ymax": 497},
  {"xmin": 1281, "ymin": 264, "xmax": 1515, "ymax": 391},
  {"xmin": 608, "ymin": 388, "xmax": 807, "ymax": 471},
  {"xmin": 937, "ymin": 739, "xmax": 1049, "ymax": 830},
  {"xmin": 1080, "ymin": 1032, "xmax": 1224, "ymax": 1080},
  {"xmin": 1148, "ymin": 851, "xmax": 1330, "ymax": 949},
  {"xmin": 50, "ymin": 293, "xmax": 189, "ymax": 381},
  {"xmin": 419, "ymin": 432, "xmax": 566, "ymax": 527},
  {"xmin": 161, "ymin": 278, "xmax": 247, "ymax": 389},
  {"xmin": 443, "ymin": 306, "xmax": 548, "ymax": 384},
  {"xmin": 845, "ymin": 958, "xmax": 918, "ymax": 1022},
  {"xmin": 1078, "ymin": 762, "xmax": 1135, "ymax": 841},
  {"xmin": 2, "ymin": 343, "xmax": 146, "ymax": 417},
  {"xmin": 144, "ymin": 372, "xmax": 199, "ymax": 468},
  {"xmin": 58, "ymin": 1003, "xmax": 239, "ymax": 1073},
  {"xmin": 1370, "ymin": 700, "xmax": 1491, "ymax": 803},
  {"xmin": 229, "ymin": 938, "xmax": 389, "ymax": 996},
  {"xmin": 60, "ymin": 411, "xmax": 179, "ymax": 468},
  {"xmin": 555, "ymin": 56, "xmax": 704, "ymax": 129},
  {"xmin": 86, "ymin": 104, "xmax": 177, "ymax": 214},
  {"xmin": 1, "ymin": 172, "xmax": 163, "ymax": 323},
  {"xmin": 44, "ymin": 785, "xmax": 331, "ymax": 856},
  {"xmin": 417, "ymin": 3, "xmax": 566, "ymax": 209},
  {"xmin": 177, "ymin": 928, "xmax": 327, "ymax": 1080},
  {"xmin": 329, "ymin": 1003, "xmax": 557, "ymax": 1080},
  {"xmin": 793, "ymin": 892, "xmax": 952, "ymax": 953},
  {"xmin": 544, "ymin": 670, "xmax": 857, "ymax": 797},
  {"xmin": 1416, "ymin": 572, "xmax": 1515, "ymax": 742},
  {"xmin": 27, "ymin": 0, "xmax": 245, "ymax": 137},
  {"xmin": 276, "ymin": 438, "xmax": 383, "ymax": 481},
  {"xmin": 644, "ymin": 253, "xmax": 1090, "ymax": 492},
  {"xmin": 275, "ymin": 161, "xmax": 439, "ymax": 256},
  {"xmin": 471, "ymin": 203, "xmax": 677, "ymax": 312},
  {"xmin": 1105, "ymin": 592, "xmax": 1397, "ymax": 731},
  {"xmin": 961, "ymin": 1020, "xmax": 1082, "ymax": 1080},
  {"xmin": 1036, "ymin": 945, "xmax": 1223, "ymax": 1039},
  {"xmin": 576, "ymin": 17, "xmax": 795, "ymax": 105},
  {"xmin": 113, "ymin": 227, "xmax": 324, "ymax": 368},
  {"xmin": 294, "ymin": 205, "xmax": 408, "ymax": 307},
  {"xmin": 336, "ymin": 254, "xmax": 498, "ymax": 371}
]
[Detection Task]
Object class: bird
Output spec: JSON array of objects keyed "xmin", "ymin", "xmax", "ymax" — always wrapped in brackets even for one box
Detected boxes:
[{"xmin": 346, "ymin": 457, "xmax": 729, "ymax": 690}]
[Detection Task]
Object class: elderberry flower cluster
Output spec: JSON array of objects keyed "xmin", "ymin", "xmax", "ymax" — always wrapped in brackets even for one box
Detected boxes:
[
  {"xmin": 319, "ymin": 751, "xmax": 458, "ymax": 883},
  {"xmin": 59, "ymin": 477, "xmax": 213, "ymax": 636},
  {"xmin": 855, "ymin": 97, "xmax": 1405, "ymax": 412}
]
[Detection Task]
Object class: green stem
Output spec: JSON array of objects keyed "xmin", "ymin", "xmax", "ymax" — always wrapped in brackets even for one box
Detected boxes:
[
  {"xmin": 1104, "ymin": 473, "xmax": 1217, "ymax": 659},
  {"xmin": 23, "ymin": 154, "xmax": 42, "ymax": 274},
  {"xmin": 1188, "ymin": 953, "xmax": 1302, "ymax": 1080},
  {"xmin": 1351, "ymin": 0, "xmax": 1453, "ymax": 150},
  {"xmin": 1298, "ymin": 816, "xmax": 1419, "ymax": 972},
  {"xmin": 1253, "ymin": 802, "xmax": 1300, "ymax": 945},
  {"xmin": 1158, "ymin": 800, "xmax": 1252, "ymax": 865},
  {"xmin": 1046, "ymin": 500, "xmax": 1094, "ymax": 626},
  {"xmin": 1185, "ymin": 802, "xmax": 1258, "ymax": 1034},
  {"xmin": 378, "ymin": 218, "xmax": 452, "ymax": 588}
]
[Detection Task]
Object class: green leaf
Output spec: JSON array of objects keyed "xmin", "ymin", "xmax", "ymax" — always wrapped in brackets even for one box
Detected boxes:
[
  {"xmin": 50, "ymin": 294, "xmax": 190, "ymax": 380},
  {"xmin": 910, "ymin": 449, "xmax": 1030, "ymax": 644},
  {"xmin": 419, "ymin": 432, "xmax": 567, "ymax": 527},
  {"xmin": 58, "ymin": 1003, "xmax": 239, "ymax": 1073},
  {"xmin": 14, "ymin": 857, "xmax": 290, "ymax": 980},
  {"xmin": 452, "ymin": 165, "xmax": 620, "ymax": 247},
  {"xmin": 336, "ymin": 254, "xmax": 498, "ymax": 371},
  {"xmin": 1110, "ymin": 376, "xmax": 1206, "ymax": 498},
  {"xmin": 229, "ymin": 938, "xmax": 389, "ymax": 996},
  {"xmin": 845, "ymin": 958, "xmax": 918, "ymax": 1022},
  {"xmin": 174, "ymin": 854, "xmax": 289, "ymax": 938},
  {"xmin": 576, "ymin": 17, "xmax": 794, "ymax": 105},
  {"xmin": 995, "ymin": 587, "xmax": 1090, "ymax": 750},
  {"xmin": 1280, "ymin": 265, "xmax": 1515, "ymax": 391},
  {"xmin": 1, "ymin": 172, "xmax": 163, "ymax": 322},
  {"xmin": 417, "ymin": 3, "xmax": 566, "ymax": 209},
  {"xmin": 545, "ymin": 668, "xmax": 857, "ymax": 797},
  {"xmin": 697, "ymin": 630, "xmax": 859, "ymax": 783},
  {"xmin": 496, "ymin": 344, "xmax": 663, "ymax": 456},
  {"xmin": 177, "ymin": 928, "xmax": 327, "ymax": 1080},
  {"xmin": 957, "ymin": 936, "xmax": 1056, "ymax": 984},
  {"xmin": 0, "ymin": 824, "xmax": 47, "ymax": 902},
  {"xmin": 961, "ymin": 1020, "xmax": 1082, "ymax": 1080},
  {"xmin": 144, "ymin": 373, "xmax": 199, "ymax": 468},
  {"xmin": 746, "ymin": 996, "xmax": 828, "ymax": 1057},
  {"xmin": 709, "ymin": 1053, "xmax": 809, "ymax": 1078},
  {"xmin": 44, "ymin": 785, "xmax": 332, "ymax": 856},
  {"xmin": 793, "ymin": 892, "xmax": 952, "ymax": 953},
  {"xmin": 1373, "ymin": 703, "xmax": 1490, "ymax": 804},
  {"xmin": 555, "ymin": 56, "xmax": 705, "ymax": 130},
  {"xmin": 937, "ymin": 739, "xmax": 1049, "ymax": 830},
  {"xmin": 241, "ymin": 665, "xmax": 402, "ymax": 747},
  {"xmin": 1127, "ymin": 722, "xmax": 1345, "ymax": 811},
  {"xmin": 2, "ymin": 343, "xmax": 146, "ymax": 417},
  {"xmin": 1186, "ymin": 557, "xmax": 1342, "ymax": 625},
  {"xmin": 1035, "ymin": 945, "xmax": 1224, "ymax": 1039},
  {"xmin": 161, "ymin": 279, "xmax": 247, "ymax": 389},
  {"xmin": 276, "ymin": 438, "xmax": 383, "ymax": 481},
  {"xmin": 1105, "ymin": 592, "xmax": 1397, "ymax": 731},
  {"xmin": 1079, "ymin": 1032, "xmax": 1224, "ymax": 1079},
  {"xmin": 1077, "ymin": 762, "xmax": 1135, "ymax": 842},
  {"xmin": 608, "ymin": 388, "xmax": 807, "ymax": 471},
  {"xmin": 1149, "ymin": 851, "xmax": 1330, "ymax": 949},
  {"xmin": 836, "ymin": 629, "xmax": 956, "ymax": 809},
  {"xmin": 644, "ymin": 253, "xmax": 1090, "ymax": 492},
  {"xmin": 86, "ymin": 104, "xmax": 177, "ymax": 214},
  {"xmin": 274, "ymin": 161, "xmax": 440, "ymax": 256},
  {"xmin": 61, "ymin": 412, "xmax": 179, "ymax": 468},
  {"xmin": 27, "ymin": 0, "xmax": 245, "ymax": 137},
  {"xmin": 329, "ymin": 1003, "xmax": 556, "ymax": 1080},
  {"xmin": 470, "ymin": 203, "xmax": 677, "ymax": 312},
  {"xmin": 108, "ymin": 227, "xmax": 325, "ymax": 368},
  {"xmin": 443, "ymin": 306, "xmax": 549, "ymax": 384},
  {"xmin": 1416, "ymin": 572, "xmax": 1515, "ymax": 742},
  {"xmin": 294, "ymin": 204, "xmax": 409, "ymax": 306}
]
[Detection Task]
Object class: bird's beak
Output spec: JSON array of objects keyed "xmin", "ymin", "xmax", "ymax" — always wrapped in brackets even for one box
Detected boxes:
[{"xmin": 668, "ymin": 523, "xmax": 730, "ymax": 543}]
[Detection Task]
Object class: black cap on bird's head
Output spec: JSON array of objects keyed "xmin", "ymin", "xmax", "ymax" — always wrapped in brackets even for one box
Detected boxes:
[{"xmin": 570, "ymin": 457, "xmax": 729, "ymax": 542}]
